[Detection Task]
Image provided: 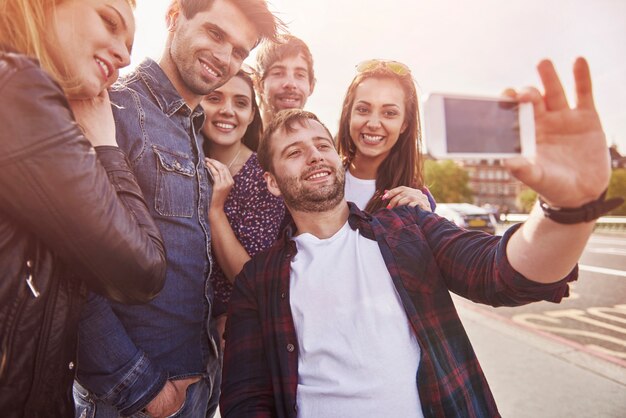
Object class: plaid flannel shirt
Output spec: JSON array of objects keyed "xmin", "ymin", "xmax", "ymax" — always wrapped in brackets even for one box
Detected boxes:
[{"xmin": 221, "ymin": 203, "xmax": 576, "ymax": 418}]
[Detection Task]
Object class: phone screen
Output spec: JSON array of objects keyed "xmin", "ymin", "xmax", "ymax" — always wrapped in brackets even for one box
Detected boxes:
[{"xmin": 443, "ymin": 98, "xmax": 521, "ymax": 154}]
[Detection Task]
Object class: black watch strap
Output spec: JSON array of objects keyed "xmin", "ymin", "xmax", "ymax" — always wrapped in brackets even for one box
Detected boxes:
[{"xmin": 538, "ymin": 190, "xmax": 624, "ymax": 224}]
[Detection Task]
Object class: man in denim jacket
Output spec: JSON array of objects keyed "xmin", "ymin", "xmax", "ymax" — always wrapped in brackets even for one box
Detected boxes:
[{"xmin": 73, "ymin": 1, "xmax": 281, "ymax": 417}]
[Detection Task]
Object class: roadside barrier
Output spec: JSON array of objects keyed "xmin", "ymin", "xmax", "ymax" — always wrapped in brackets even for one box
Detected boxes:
[{"xmin": 501, "ymin": 215, "xmax": 626, "ymax": 232}]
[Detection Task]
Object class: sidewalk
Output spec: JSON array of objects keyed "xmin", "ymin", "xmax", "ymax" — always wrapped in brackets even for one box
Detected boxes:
[{"xmin": 455, "ymin": 299, "xmax": 626, "ymax": 418}]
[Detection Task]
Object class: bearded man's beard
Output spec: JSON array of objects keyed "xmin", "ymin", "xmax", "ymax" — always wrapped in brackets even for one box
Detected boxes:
[{"xmin": 277, "ymin": 166, "xmax": 345, "ymax": 213}]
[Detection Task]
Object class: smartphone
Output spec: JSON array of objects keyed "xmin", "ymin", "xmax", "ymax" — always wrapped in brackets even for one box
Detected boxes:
[{"xmin": 423, "ymin": 93, "xmax": 535, "ymax": 159}]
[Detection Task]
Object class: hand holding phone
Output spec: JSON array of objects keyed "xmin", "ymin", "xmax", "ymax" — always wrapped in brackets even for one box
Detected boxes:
[
  {"xmin": 423, "ymin": 93, "xmax": 535, "ymax": 160},
  {"xmin": 503, "ymin": 58, "xmax": 610, "ymax": 208}
]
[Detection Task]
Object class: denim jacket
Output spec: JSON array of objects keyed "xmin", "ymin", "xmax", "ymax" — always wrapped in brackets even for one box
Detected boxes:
[{"xmin": 75, "ymin": 59, "xmax": 218, "ymax": 416}]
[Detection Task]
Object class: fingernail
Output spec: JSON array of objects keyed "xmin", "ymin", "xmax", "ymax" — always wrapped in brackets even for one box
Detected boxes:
[{"xmin": 386, "ymin": 204, "xmax": 391, "ymax": 209}]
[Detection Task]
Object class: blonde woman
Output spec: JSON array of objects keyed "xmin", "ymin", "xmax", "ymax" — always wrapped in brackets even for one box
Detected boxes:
[{"xmin": 0, "ymin": 1, "xmax": 166, "ymax": 415}]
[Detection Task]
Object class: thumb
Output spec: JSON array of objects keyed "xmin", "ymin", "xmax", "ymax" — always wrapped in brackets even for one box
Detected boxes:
[
  {"xmin": 503, "ymin": 157, "xmax": 543, "ymax": 187},
  {"xmin": 178, "ymin": 376, "xmax": 201, "ymax": 388}
]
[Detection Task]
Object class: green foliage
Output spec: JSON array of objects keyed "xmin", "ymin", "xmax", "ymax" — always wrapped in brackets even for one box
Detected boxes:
[
  {"xmin": 607, "ymin": 168, "xmax": 626, "ymax": 215},
  {"xmin": 517, "ymin": 189, "xmax": 537, "ymax": 213},
  {"xmin": 424, "ymin": 160, "xmax": 473, "ymax": 203}
]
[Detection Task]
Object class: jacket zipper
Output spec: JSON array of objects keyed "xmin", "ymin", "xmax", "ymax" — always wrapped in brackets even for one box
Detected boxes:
[
  {"xmin": 0, "ymin": 259, "xmax": 35, "ymax": 380},
  {"xmin": 25, "ymin": 259, "xmax": 40, "ymax": 298},
  {"xmin": 24, "ymin": 261, "xmax": 63, "ymax": 410}
]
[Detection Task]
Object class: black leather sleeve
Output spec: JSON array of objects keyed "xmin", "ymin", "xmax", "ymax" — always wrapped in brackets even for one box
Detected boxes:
[{"xmin": 0, "ymin": 54, "xmax": 166, "ymax": 304}]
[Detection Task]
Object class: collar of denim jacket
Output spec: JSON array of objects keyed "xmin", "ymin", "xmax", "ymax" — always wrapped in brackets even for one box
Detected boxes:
[{"xmin": 133, "ymin": 58, "xmax": 198, "ymax": 118}]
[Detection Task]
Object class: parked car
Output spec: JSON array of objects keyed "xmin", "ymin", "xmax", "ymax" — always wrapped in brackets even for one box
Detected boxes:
[{"xmin": 434, "ymin": 203, "xmax": 497, "ymax": 234}]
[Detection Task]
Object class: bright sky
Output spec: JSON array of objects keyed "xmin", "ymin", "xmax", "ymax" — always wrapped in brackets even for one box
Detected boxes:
[{"xmin": 129, "ymin": 0, "xmax": 626, "ymax": 152}]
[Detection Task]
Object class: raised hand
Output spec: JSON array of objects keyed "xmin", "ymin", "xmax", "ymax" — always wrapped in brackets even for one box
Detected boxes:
[
  {"xmin": 205, "ymin": 157, "xmax": 235, "ymax": 210},
  {"xmin": 504, "ymin": 57, "xmax": 610, "ymax": 208}
]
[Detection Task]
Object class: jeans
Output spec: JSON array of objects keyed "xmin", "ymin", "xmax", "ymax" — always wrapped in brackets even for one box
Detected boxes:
[{"xmin": 74, "ymin": 378, "xmax": 219, "ymax": 418}]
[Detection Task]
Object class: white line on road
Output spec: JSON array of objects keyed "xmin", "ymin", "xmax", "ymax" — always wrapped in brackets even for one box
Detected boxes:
[
  {"xmin": 579, "ymin": 264, "xmax": 626, "ymax": 277},
  {"xmin": 587, "ymin": 248, "xmax": 626, "ymax": 256},
  {"xmin": 588, "ymin": 237, "xmax": 626, "ymax": 246}
]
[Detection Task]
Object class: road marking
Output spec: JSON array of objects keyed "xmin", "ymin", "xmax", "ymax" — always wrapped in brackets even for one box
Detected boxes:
[
  {"xmin": 587, "ymin": 248, "xmax": 626, "ymax": 256},
  {"xmin": 457, "ymin": 299, "xmax": 626, "ymax": 368},
  {"xmin": 579, "ymin": 264, "xmax": 626, "ymax": 277},
  {"xmin": 588, "ymin": 237, "xmax": 626, "ymax": 246}
]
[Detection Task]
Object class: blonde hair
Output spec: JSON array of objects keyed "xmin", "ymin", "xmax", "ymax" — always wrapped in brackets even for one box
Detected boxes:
[{"xmin": 0, "ymin": 0, "xmax": 135, "ymax": 91}]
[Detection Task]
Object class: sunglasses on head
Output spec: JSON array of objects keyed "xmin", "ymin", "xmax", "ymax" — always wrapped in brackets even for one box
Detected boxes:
[{"xmin": 355, "ymin": 59, "xmax": 411, "ymax": 76}]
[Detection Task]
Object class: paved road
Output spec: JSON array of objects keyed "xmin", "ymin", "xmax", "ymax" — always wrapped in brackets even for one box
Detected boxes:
[
  {"xmin": 476, "ymin": 230, "xmax": 626, "ymax": 366},
  {"xmin": 457, "ymin": 299, "xmax": 626, "ymax": 418}
]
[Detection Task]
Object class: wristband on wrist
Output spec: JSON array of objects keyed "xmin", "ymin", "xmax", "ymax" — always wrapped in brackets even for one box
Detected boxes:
[{"xmin": 538, "ymin": 190, "xmax": 624, "ymax": 224}]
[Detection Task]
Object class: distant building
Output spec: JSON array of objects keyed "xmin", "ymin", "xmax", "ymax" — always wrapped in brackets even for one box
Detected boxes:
[
  {"xmin": 437, "ymin": 145, "xmax": 623, "ymax": 213},
  {"xmin": 458, "ymin": 159, "xmax": 525, "ymax": 212}
]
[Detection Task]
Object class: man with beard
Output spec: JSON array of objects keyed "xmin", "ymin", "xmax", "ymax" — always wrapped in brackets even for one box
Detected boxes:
[
  {"xmin": 220, "ymin": 57, "xmax": 622, "ymax": 418},
  {"xmin": 73, "ymin": 1, "xmax": 282, "ymax": 417},
  {"xmin": 254, "ymin": 34, "xmax": 316, "ymax": 125}
]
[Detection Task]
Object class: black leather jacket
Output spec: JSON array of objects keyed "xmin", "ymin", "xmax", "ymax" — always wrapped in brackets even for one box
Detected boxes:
[{"xmin": 0, "ymin": 52, "xmax": 166, "ymax": 417}]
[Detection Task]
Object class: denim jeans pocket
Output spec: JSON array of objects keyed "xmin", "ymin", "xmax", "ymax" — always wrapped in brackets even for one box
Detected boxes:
[
  {"xmin": 153, "ymin": 145, "xmax": 196, "ymax": 218},
  {"xmin": 73, "ymin": 383, "xmax": 96, "ymax": 418},
  {"xmin": 166, "ymin": 380, "xmax": 204, "ymax": 418}
]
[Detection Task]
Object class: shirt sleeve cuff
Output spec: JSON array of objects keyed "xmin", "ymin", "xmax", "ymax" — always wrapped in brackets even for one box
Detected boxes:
[
  {"xmin": 100, "ymin": 351, "xmax": 168, "ymax": 416},
  {"xmin": 94, "ymin": 145, "xmax": 129, "ymax": 170},
  {"xmin": 496, "ymin": 223, "xmax": 578, "ymax": 303},
  {"xmin": 94, "ymin": 145, "xmax": 145, "ymax": 199}
]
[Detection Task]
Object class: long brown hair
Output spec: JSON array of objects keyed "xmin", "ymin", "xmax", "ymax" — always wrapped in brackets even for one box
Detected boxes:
[
  {"xmin": 236, "ymin": 69, "xmax": 263, "ymax": 152},
  {"xmin": 336, "ymin": 63, "xmax": 424, "ymax": 212}
]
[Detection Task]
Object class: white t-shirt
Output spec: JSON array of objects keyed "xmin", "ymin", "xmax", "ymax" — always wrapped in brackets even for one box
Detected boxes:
[
  {"xmin": 344, "ymin": 169, "xmax": 376, "ymax": 209},
  {"xmin": 290, "ymin": 221, "xmax": 423, "ymax": 418}
]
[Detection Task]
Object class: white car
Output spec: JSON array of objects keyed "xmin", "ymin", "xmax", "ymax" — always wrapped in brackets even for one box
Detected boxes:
[{"xmin": 434, "ymin": 203, "xmax": 497, "ymax": 234}]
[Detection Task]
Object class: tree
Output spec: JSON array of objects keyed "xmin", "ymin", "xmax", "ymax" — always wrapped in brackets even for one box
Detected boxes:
[
  {"xmin": 424, "ymin": 160, "xmax": 473, "ymax": 203},
  {"xmin": 607, "ymin": 168, "xmax": 626, "ymax": 215},
  {"xmin": 517, "ymin": 189, "xmax": 537, "ymax": 213},
  {"xmin": 514, "ymin": 170, "xmax": 625, "ymax": 215}
]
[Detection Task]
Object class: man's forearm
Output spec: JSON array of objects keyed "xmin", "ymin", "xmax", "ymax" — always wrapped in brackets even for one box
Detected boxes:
[
  {"xmin": 76, "ymin": 293, "xmax": 168, "ymax": 415},
  {"xmin": 506, "ymin": 202, "xmax": 595, "ymax": 283}
]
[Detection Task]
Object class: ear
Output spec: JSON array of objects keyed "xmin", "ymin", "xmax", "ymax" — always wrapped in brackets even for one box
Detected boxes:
[
  {"xmin": 264, "ymin": 171, "xmax": 282, "ymax": 198},
  {"xmin": 400, "ymin": 119, "xmax": 408, "ymax": 134},
  {"xmin": 309, "ymin": 77, "xmax": 317, "ymax": 96},
  {"xmin": 166, "ymin": 2, "xmax": 181, "ymax": 32},
  {"xmin": 258, "ymin": 81, "xmax": 269, "ymax": 107}
]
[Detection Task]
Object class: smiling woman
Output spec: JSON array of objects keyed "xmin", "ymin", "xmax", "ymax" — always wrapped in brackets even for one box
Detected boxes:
[
  {"xmin": 49, "ymin": 0, "xmax": 136, "ymax": 98},
  {"xmin": 1, "ymin": 0, "xmax": 136, "ymax": 98},
  {"xmin": 0, "ymin": 1, "xmax": 167, "ymax": 416},
  {"xmin": 201, "ymin": 70, "xmax": 286, "ymax": 348},
  {"xmin": 337, "ymin": 60, "xmax": 436, "ymax": 213}
]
